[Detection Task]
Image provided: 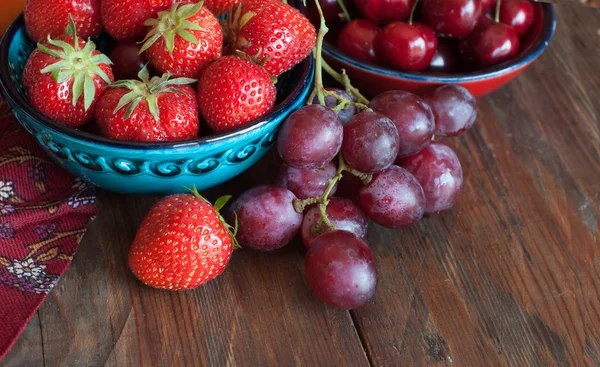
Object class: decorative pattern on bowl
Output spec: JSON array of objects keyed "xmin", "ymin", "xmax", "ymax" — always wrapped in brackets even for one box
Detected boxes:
[{"xmin": 0, "ymin": 15, "xmax": 314, "ymax": 194}]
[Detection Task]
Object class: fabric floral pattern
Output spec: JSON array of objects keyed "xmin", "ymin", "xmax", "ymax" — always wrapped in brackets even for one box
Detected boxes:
[
  {"xmin": 0, "ymin": 180, "xmax": 15, "ymax": 201},
  {"xmin": 0, "ymin": 92, "xmax": 99, "ymax": 358}
]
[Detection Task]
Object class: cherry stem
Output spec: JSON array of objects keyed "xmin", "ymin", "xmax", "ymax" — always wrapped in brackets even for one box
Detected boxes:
[
  {"xmin": 408, "ymin": 0, "xmax": 420, "ymax": 25},
  {"xmin": 495, "ymin": 0, "xmax": 501, "ymax": 23},
  {"xmin": 335, "ymin": 0, "xmax": 352, "ymax": 23}
]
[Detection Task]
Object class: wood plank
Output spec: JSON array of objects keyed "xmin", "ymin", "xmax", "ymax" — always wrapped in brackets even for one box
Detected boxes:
[{"xmin": 351, "ymin": 4, "xmax": 600, "ymax": 366}]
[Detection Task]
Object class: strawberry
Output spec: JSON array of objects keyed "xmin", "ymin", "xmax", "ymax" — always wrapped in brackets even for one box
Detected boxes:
[
  {"xmin": 24, "ymin": 0, "xmax": 103, "ymax": 42},
  {"xmin": 203, "ymin": 0, "xmax": 242, "ymax": 16},
  {"xmin": 227, "ymin": 0, "xmax": 316, "ymax": 76},
  {"xmin": 140, "ymin": 2, "xmax": 222, "ymax": 79},
  {"xmin": 22, "ymin": 20, "xmax": 113, "ymax": 127},
  {"xmin": 100, "ymin": 0, "xmax": 195, "ymax": 41},
  {"xmin": 128, "ymin": 189, "xmax": 238, "ymax": 290},
  {"xmin": 95, "ymin": 66, "xmax": 199, "ymax": 142},
  {"xmin": 197, "ymin": 55, "xmax": 277, "ymax": 133}
]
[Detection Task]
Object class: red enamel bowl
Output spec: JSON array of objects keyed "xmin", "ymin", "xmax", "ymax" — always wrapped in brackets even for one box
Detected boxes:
[{"xmin": 322, "ymin": 3, "xmax": 556, "ymax": 98}]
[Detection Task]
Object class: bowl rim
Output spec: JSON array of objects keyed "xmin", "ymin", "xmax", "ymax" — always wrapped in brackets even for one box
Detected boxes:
[
  {"xmin": 0, "ymin": 13, "xmax": 314, "ymax": 150},
  {"xmin": 322, "ymin": 3, "xmax": 556, "ymax": 83}
]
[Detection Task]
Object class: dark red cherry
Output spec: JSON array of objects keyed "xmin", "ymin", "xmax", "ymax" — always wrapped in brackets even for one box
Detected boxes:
[
  {"xmin": 500, "ymin": 0, "xmax": 535, "ymax": 37},
  {"xmin": 421, "ymin": 0, "xmax": 482, "ymax": 38},
  {"xmin": 459, "ymin": 18, "xmax": 520, "ymax": 68},
  {"xmin": 375, "ymin": 22, "xmax": 437, "ymax": 72},
  {"xmin": 481, "ymin": 0, "xmax": 497, "ymax": 12},
  {"xmin": 338, "ymin": 19, "xmax": 381, "ymax": 64},
  {"xmin": 109, "ymin": 42, "xmax": 149, "ymax": 80},
  {"xmin": 355, "ymin": 0, "xmax": 416, "ymax": 24},
  {"xmin": 303, "ymin": 0, "xmax": 358, "ymax": 42},
  {"xmin": 427, "ymin": 40, "xmax": 460, "ymax": 73}
]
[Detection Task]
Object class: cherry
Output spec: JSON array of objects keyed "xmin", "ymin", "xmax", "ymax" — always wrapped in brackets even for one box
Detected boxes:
[
  {"xmin": 338, "ymin": 19, "xmax": 380, "ymax": 64},
  {"xmin": 500, "ymin": 0, "xmax": 535, "ymax": 37},
  {"xmin": 303, "ymin": 0, "xmax": 358, "ymax": 42},
  {"xmin": 421, "ymin": 0, "xmax": 482, "ymax": 38},
  {"xmin": 427, "ymin": 40, "xmax": 461, "ymax": 73},
  {"xmin": 109, "ymin": 42, "xmax": 149, "ymax": 80},
  {"xmin": 459, "ymin": 17, "xmax": 520, "ymax": 68},
  {"xmin": 375, "ymin": 22, "xmax": 437, "ymax": 72},
  {"xmin": 355, "ymin": 0, "xmax": 416, "ymax": 24},
  {"xmin": 481, "ymin": 0, "xmax": 497, "ymax": 12}
]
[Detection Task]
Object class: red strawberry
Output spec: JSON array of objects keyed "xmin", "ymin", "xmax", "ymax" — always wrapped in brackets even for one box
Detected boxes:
[
  {"xmin": 128, "ymin": 190, "xmax": 238, "ymax": 290},
  {"xmin": 227, "ymin": 0, "xmax": 316, "ymax": 76},
  {"xmin": 24, "ymin": 0, "xmax": 103, "ymax": 42},
  {"xmin": 100, "ymin": 0, "xmax": 195, "ymax": 41},
  {"xmin": 22, "ymin": 21, "xmax": 114, "ymax": 127},
  {"xmin": 95, "ymin": 66, "xmax": 199, "ymax": 142},
  {"xmin": 203, "ymin": 0, "xmax": 242, "ymax": 16},
  {"xmin": 197, "ymin": 55, "xmax": 277, "ymax": 133},
  {"xmin": 140, "ymin": 2, "xmax": 222, "ymax": 79}
]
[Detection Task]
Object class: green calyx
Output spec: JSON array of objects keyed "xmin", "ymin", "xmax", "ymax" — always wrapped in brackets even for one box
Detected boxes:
[
  {"xmin": 38, "ymin": 16, "xmax": 112, "ymax": 111},
  {"xmin": 140, "ymin": 1, "xmax": 206, "ymax": 56},
  {"xmin": 109, "ymin": 65, "xmax": 195, "ymax": 122},
  {"xmin": 185, "ymin": 185, "xmax": 242, "ymax": 250}
]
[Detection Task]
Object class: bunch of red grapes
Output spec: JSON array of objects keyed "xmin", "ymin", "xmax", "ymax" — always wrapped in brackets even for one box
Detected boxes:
[
  {"xmin": 228, "ymin": 83, "xmax": 477, "ymax": 310},
  {"xmin": 308, "ymin": 0, "xmax": 535, "ymax": 72}
]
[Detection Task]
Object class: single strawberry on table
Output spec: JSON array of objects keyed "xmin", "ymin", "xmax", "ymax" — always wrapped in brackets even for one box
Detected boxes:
[
  {"xmin": 100, "ymin": 0, "xmax": 195, "ymax": 41},
  {"xmin": 22, "ymin": 19, "xmax": 114, "ymax": 127},
  {"xmin": 95, "ymin": 66, "xmax": 199, "ymax": 142},
  {"xmin": 227, "ymin": 0, "xmax": 316, "ymax": 77},
  {"xmin": 197, "ymin": 55, "xmax": 276, "ymax": 133},
  {"xmin": 24, "ymin": 0, "xmax": 103, "ymax": 42},
  {"xmin": 140, "ymin": 2, "xmax": 222, "ymax": 79},
  {"xmin": 129, "ymin": 189, "xmax": 238, "ymax": 290}
]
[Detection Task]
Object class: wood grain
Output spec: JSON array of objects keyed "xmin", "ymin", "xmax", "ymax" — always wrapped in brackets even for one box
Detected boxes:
[{"xmin": 2, "ymin": 4, "xmax": 599, "ymax": 367}]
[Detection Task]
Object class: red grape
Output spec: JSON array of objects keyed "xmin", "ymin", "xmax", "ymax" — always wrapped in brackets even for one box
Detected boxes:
[
  {"xmin": 311, "ymin": 88, "xmax": 357, "ymax": 124},
  {"xmin": 421, "ymin": 0, "xmax": 482, "ymax": 38},
  {"xmin": 229, "ymin": 185, "xmax": 303, "ymax": 251},
  {"xmin": 425, "ymin": 85, "xmax": 477, "ymax": 137},
  {"xmin": 335, "ymin": 171, "xmax": 365, "ymax": 204},
  {"xmin": 360, "ymin": 165, "xmax": 425, "ymax": 228},
  {"xmin": 368, "ymin": 91, "xmax": 434, "ymax": 158},
  {"xmin": 275, "ymin": 161, "xmax": 338, "ymax": 200},
  {"xmin": 109, "ymin": 42, "xmax": 148, "ymax": 80},
  {"xmin": 342, "ymin": 111, "xmax": 400, "ymax": 173},
  {"xmin": 277, "ymin": 105, "xmax": 344, "ymax": 170},
  {"xmin": 398, "ymin": 141, "xmax": 463, "ymax": 214},
  {"xmin": 305, "ymin": 231, "xmax": 377, "ymax": 309},
  {"xmin": 337, "ymin": 19, "xmax": 380, "ymax": 64},
  {"xmin": 301, "ymin": 198, "xmax": 368, "ymax": 247}
]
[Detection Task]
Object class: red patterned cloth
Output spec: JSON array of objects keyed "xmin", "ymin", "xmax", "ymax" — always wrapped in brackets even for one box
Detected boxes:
[{"xmin": 0, "ymin": 94, "xmax": 98, "ymax": 359}]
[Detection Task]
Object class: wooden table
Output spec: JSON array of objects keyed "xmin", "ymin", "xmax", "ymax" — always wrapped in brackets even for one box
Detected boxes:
[{"xmin": 3, "ymin": 4, "xmax": 600, "ymax": 367}]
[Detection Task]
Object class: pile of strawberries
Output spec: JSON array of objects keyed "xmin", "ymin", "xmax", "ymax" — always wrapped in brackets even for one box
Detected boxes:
[{"xmin": 22, "ymin": 0, "xmax": 316, "ymax": 141}]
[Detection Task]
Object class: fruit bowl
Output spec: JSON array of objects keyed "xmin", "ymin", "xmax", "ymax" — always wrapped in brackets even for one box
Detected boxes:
[
  {"xmin": 0, "ymin": 14, "xmax": 314, "ymax": 195},
  {"xmin": 321, "ymin": 3, "xmax": 555, "ymax": 98}
]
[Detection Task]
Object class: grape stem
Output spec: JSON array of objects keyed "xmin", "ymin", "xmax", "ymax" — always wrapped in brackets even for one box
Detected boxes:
[
  {"xmin": 320, "ymin": 58, "xmax": 370, "ymax": 105},
  {"xmin": 293, "ymin": 154, "xmax": 372, "ymax": 218}
]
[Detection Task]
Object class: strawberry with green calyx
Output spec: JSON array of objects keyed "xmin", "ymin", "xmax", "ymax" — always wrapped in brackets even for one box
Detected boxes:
[
  {"xmin": 100, "ymin": 0, "xmax": 196, "ymax": 41},
  {"xmin": 197, "ymin": 55, "xmax": 277, "ymax": 133},
  {"xmin": 227, "ymin": 0, "xmax": 316, "ymax": 77},
  {"xmin": 95, "ymin": 66, "xmax": 200, "ymax": 142},
  {"xmin": 22, "ymin": 18, "xmax": 114, "ymax": 127},
  {"xmin": 128, "ymin": 186, "xmax": 240, "ymax": 291},
  {"xmin": 25, "ymin": 0, "xmax": 103, "ymax": 42},
  {"xmin": 140, "ymin": 1, "xmax": 223, "ymax": 79}
]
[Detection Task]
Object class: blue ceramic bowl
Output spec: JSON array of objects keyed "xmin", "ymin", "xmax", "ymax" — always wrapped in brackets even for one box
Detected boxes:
[{"xmin": 0, "ymin": 14, "xmax": 314, "ymax": 195}]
